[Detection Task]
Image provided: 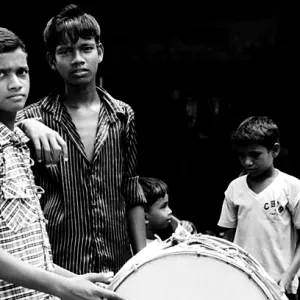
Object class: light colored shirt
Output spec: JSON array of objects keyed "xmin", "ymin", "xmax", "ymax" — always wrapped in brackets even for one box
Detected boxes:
[
  {"xmin": 0, "ymin": 122, "xmax": 54, "ymax": 300},
  {"xmin": 218, "ymin": 170, "xmax": 300, "ymax": 294}
]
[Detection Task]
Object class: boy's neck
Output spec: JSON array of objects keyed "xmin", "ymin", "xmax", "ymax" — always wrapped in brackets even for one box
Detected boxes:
[
  {"xmin": 247, "ymin": 165, "xmax": 277, "ymax": 184},
  {"xmin": 0, "ymin": 111, "xmax": 16, "ymax": 131},
  {"xmin": 146, "ymin": 225, "xmax": 156, "ymax": 240},
  {"xmin": 62, "ymin": 82, "xmax": 99, "ymax": 108}
]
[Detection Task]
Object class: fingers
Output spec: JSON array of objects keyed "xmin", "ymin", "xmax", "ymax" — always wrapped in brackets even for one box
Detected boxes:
[
  {"xmin": 95, "ymin": 282, "xmax": 108, "ymax": 288},
  {"xmin": 98, "ymin": 288, "xmax": 127, "ymax": 300},
  {"xmin": 56, "ymin": 135, "xmax": 68, "ymax": 162},
  {"xmin": 31, "ymin": 137, "xmax": 43, "ymax": 163},
  {"xmin": 48, "ymin": 135, "xmax": 68, "ymax": 164},
  {"xmin": 32, "ymin": 132, "xmax": 67, "ymax": 166},
  {"xmin": 181, "ymin": 221, "xmax": 193, "ymax": 233},
  {"xmin": 39, "ymin": 135, "xmax": 52, "ymax": 165},
  {"xmin": 277, "ymin": 280, "xmax": 285, "ymax": 295},
  {"xmin": 85, "ymin": 272, "xmax": 114, "ymax": 284}
]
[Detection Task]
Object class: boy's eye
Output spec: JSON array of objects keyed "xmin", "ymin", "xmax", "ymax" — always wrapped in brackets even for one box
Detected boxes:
[
  {"xmin": 82, "ymin": 46, "xmax": 94, "ymax": 52},
  {"xmin": 17, "ymin": 68, "xmax": 29, "ymax": 76},
  {"xmin": 0, "ymin": 71, "xmax": 4, "ymax": 78},
  {"xmin": 58, "ymin": 49, "xmax": 72, "ymax": 55},
  {"xmin": 250, "ymin": 153, "xmax": 260, "ymax": 159}
]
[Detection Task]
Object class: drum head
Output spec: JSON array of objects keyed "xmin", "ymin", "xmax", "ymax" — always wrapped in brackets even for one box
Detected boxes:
[{"xmin": 111, "ymin": 251, "xmax": 271, "ymax": 300}]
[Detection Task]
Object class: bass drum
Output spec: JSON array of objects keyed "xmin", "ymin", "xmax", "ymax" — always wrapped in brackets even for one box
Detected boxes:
[{"xmin": 108, "ymin": 234, "xmax": 287, "ymax": 300}]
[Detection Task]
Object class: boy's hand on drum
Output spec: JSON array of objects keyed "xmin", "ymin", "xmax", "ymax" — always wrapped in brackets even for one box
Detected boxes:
[
  {"xmin": 59, "ymin": 273, "xmax": 127, "ymax": 300},
  {"xmin": 180, "ymin": 220, "xmax": 195, "ymax": 233},
  {"xmin": 278, "ymin": 271, "xmax": 294, "ymax": 293},
  {"xmin": 79, "ymin": 271, "xmax": 114, "ymax": 284}
]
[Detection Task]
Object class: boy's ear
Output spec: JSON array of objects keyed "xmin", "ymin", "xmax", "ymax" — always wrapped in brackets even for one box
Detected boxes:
[
  {"xmin": 97, "ymin": 43, "xmax": 104, "ymax": 63},
  {"xmin": 46, "ymin": 52, "xmax": 57, "ymax": 70},
  {"xmin": 271, "ymin": 143, "xmax": 280, "ymax": 158}
]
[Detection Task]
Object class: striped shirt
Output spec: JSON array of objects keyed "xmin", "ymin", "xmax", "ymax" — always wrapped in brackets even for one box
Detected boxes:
[
  {"xmin": 16, "ymin": 87, "xmax": 146, "ymax": 274},
  {"xmin": 0, "ymin": 122, "xmax": 54, "ymax": 300}
]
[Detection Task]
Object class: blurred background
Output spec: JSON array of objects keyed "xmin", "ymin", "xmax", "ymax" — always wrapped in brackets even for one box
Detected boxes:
[{"xmin": 1, "ymin": 0, "xmax": 295, "ymax": 233}]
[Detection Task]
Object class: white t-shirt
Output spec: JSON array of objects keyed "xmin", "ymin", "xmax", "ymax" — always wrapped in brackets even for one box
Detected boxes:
[{"xmin": 218, "ymin": 170, "xmax": 300, "ymax": 294}]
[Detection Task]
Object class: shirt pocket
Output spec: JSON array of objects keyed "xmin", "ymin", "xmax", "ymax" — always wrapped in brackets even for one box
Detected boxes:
[{"xmin": 0, "ymin": 179, "xmax": 39, "ymax": 232}]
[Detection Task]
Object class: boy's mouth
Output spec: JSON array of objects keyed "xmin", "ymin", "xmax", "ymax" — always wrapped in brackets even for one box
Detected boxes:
[{"xmin": 7, "ymin": 93, "xmax": 26, "ymax": 100}]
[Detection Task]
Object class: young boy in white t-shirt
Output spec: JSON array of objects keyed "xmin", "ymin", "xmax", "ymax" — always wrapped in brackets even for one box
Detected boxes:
[{"xmin": 218, "ymin": 116, "xmax": 300, "ymax": 300}]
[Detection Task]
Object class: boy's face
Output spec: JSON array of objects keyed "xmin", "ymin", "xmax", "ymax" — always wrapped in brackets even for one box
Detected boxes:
[
  {"xmin": 0, "ymin": 48, "xmax": 29, "ymax": 113},
  {"xmin": 51, "ymin": 37, "xmax": 102, "ymax": 87},
  {"xmin": 236, "ymin": 143, "xmax": 279, "ymax": 178},
  {"xmin": 146, "ymin": 194, "xmax": 173, "ymax": 230}
]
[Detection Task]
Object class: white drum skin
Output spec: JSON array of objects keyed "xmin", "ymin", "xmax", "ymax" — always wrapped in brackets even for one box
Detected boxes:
[{"xmin": 108, "ymin": 234, "xmax": 287, "ymax": 300}]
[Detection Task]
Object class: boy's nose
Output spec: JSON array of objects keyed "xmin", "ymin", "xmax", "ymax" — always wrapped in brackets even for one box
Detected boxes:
[
  {"xmin": 72, "ymin": 50, "xmax": 85, "ymax": 64},
  {"xmin": 244, "ymin": 157, "xmax": 253, "ymax": 166},
  {"xmin": 8, "ymin": 74, "xmax": 22, "ymax": 90}
]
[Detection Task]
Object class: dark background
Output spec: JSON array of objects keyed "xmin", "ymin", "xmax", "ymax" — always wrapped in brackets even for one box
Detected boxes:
[{"xmin": 1, "ymin": 0, "xmax": 295, "ymax": 232}]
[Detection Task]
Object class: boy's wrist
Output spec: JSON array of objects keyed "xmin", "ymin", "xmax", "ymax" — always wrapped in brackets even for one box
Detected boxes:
[
  {"xmin": 16, "ymin": 118, "xmax": 43, "ymax": 132},
  {"xmin": 49, "ymin": 275, "xmax": 71, "ymax": 299}
]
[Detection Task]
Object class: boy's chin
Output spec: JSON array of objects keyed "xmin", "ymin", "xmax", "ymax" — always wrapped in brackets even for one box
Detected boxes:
[
  {"xmin": 158, "ymin": 223, "xmax": 169, "ymax": 230},
  {"xmin": 5, "ymin": 104, "xmax": 26, "ymax": 114}
]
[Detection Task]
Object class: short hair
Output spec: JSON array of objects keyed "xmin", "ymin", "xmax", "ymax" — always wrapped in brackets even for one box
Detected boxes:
[
  {"xmin": 43, "ymin": 4, "xmax": 101, "ymax": 55},
  {"xmin": 0, "ymin": 27, "xmax": 26, "ymax": 54},
  {"xmin": 231, "ymin": 116, "xmax": 280, "ymax": 150},
  {"xmin": 139, "ymin": 177, "xmax": 169, "ymax": 210}
]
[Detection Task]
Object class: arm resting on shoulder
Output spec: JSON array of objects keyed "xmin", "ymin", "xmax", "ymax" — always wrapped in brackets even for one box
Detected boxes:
[{"xmin": 127, "ymin": 205, "xmax": 147, "ymax": 254}]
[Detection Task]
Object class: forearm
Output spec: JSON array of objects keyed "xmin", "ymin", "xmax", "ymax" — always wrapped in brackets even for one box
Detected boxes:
[
  {"xmin": 0, "ymin": 248, "xmax": 68, "ymax": 298},
  {"xmin": 285, "ymin": 240, "xmax": 300, "ymax": 278},
  {"xmin": 222, "ymin": 228, "xmax": 236, "ymax": 242},
  {"xmin": 54, "ymin": 264, "xmax": 76, "ymax": 278},
  {"xmin": 127, "ymin": 205, "xmax": 146, "ymax": 254}
]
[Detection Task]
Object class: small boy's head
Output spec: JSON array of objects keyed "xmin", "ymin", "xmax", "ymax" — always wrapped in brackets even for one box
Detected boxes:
[
  {"xmin": 0, "ymin": 27, "xmax": 29, "ymax": 114},
  {"xmin": 139, "ymin": 177, "xmax": 172, "ymax": 230},
  {"xmin": 43, "ymin": 4, "xmax": 103, "ymax": 86},
  {"xmin": 231, "ymin": 116, "xmax": 280, "ymax": 177}
]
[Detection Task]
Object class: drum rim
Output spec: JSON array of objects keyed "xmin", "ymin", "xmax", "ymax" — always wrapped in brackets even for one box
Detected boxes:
[{"xmin": 108, "ymin": 247, "xmax": 275, "ymax": 299}]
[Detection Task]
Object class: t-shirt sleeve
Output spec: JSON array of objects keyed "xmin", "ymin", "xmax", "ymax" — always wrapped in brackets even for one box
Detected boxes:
[
  {"xmin": 284, "ymin": 175, "xmax": 300, "ymax": 229},
  {"xmin": 288, "ymin": 192, "xmax": 300, "ymax": 229},
  {"xmin": 217, "ymin": 186, "xmax": 238, "ymax": 229}
]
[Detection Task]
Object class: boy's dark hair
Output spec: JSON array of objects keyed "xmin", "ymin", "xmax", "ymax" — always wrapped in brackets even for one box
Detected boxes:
[
  {"xmin": 231, "ymin": 116, "xmax": 280, "ymax": 150},
  {"xmin": 139, "ymin": 177, "xmax": 169, "ymax": 211},
  {"xmin": 43, "ymin": 4, "xmax": 101, "ymax": 55},
  {"xmin": 0, "ymin": 27, "xmax": 26, "ymax": 54}
]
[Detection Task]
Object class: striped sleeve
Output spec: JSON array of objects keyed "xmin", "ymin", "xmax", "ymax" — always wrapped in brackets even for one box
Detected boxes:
[{"xmin": 121, "ymin": 106, "xmax": 146, "ymax": 207}]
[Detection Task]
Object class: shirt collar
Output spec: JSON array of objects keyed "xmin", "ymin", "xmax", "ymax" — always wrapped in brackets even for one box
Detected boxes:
[
  {"xmin": 0, "ymin": 121, "xmax": 29, "ymax": 148},
  {"xmin": 40, "ymin": 86, "xmax": 126, "ymax": 123}
]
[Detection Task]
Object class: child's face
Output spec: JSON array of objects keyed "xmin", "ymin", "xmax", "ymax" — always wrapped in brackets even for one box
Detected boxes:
[
  {"xmin": 146, "ymin": 194, "xmax": 172, "ymax": 230},
  {"xmin": 236, "ymin": 143, "xmax": 279, "ymax": 178},
  {"xmin": 52, "ymin": 37, "xmax": 102, "ymax": 87},
  {"xmin": 0, "ymin": 48, "xmax": 29, "ymax": 114}
]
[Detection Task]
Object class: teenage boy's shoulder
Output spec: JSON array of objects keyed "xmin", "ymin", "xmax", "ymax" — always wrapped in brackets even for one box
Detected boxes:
[{"xmin": 99, "ymin": 87, "xmax": 135, "ymax": 118}]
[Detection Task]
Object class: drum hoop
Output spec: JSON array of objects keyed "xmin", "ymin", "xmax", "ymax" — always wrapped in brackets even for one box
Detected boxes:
[{"xmin": 108, "ymin": 247, "xmax": 274, "ymax": 299}]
